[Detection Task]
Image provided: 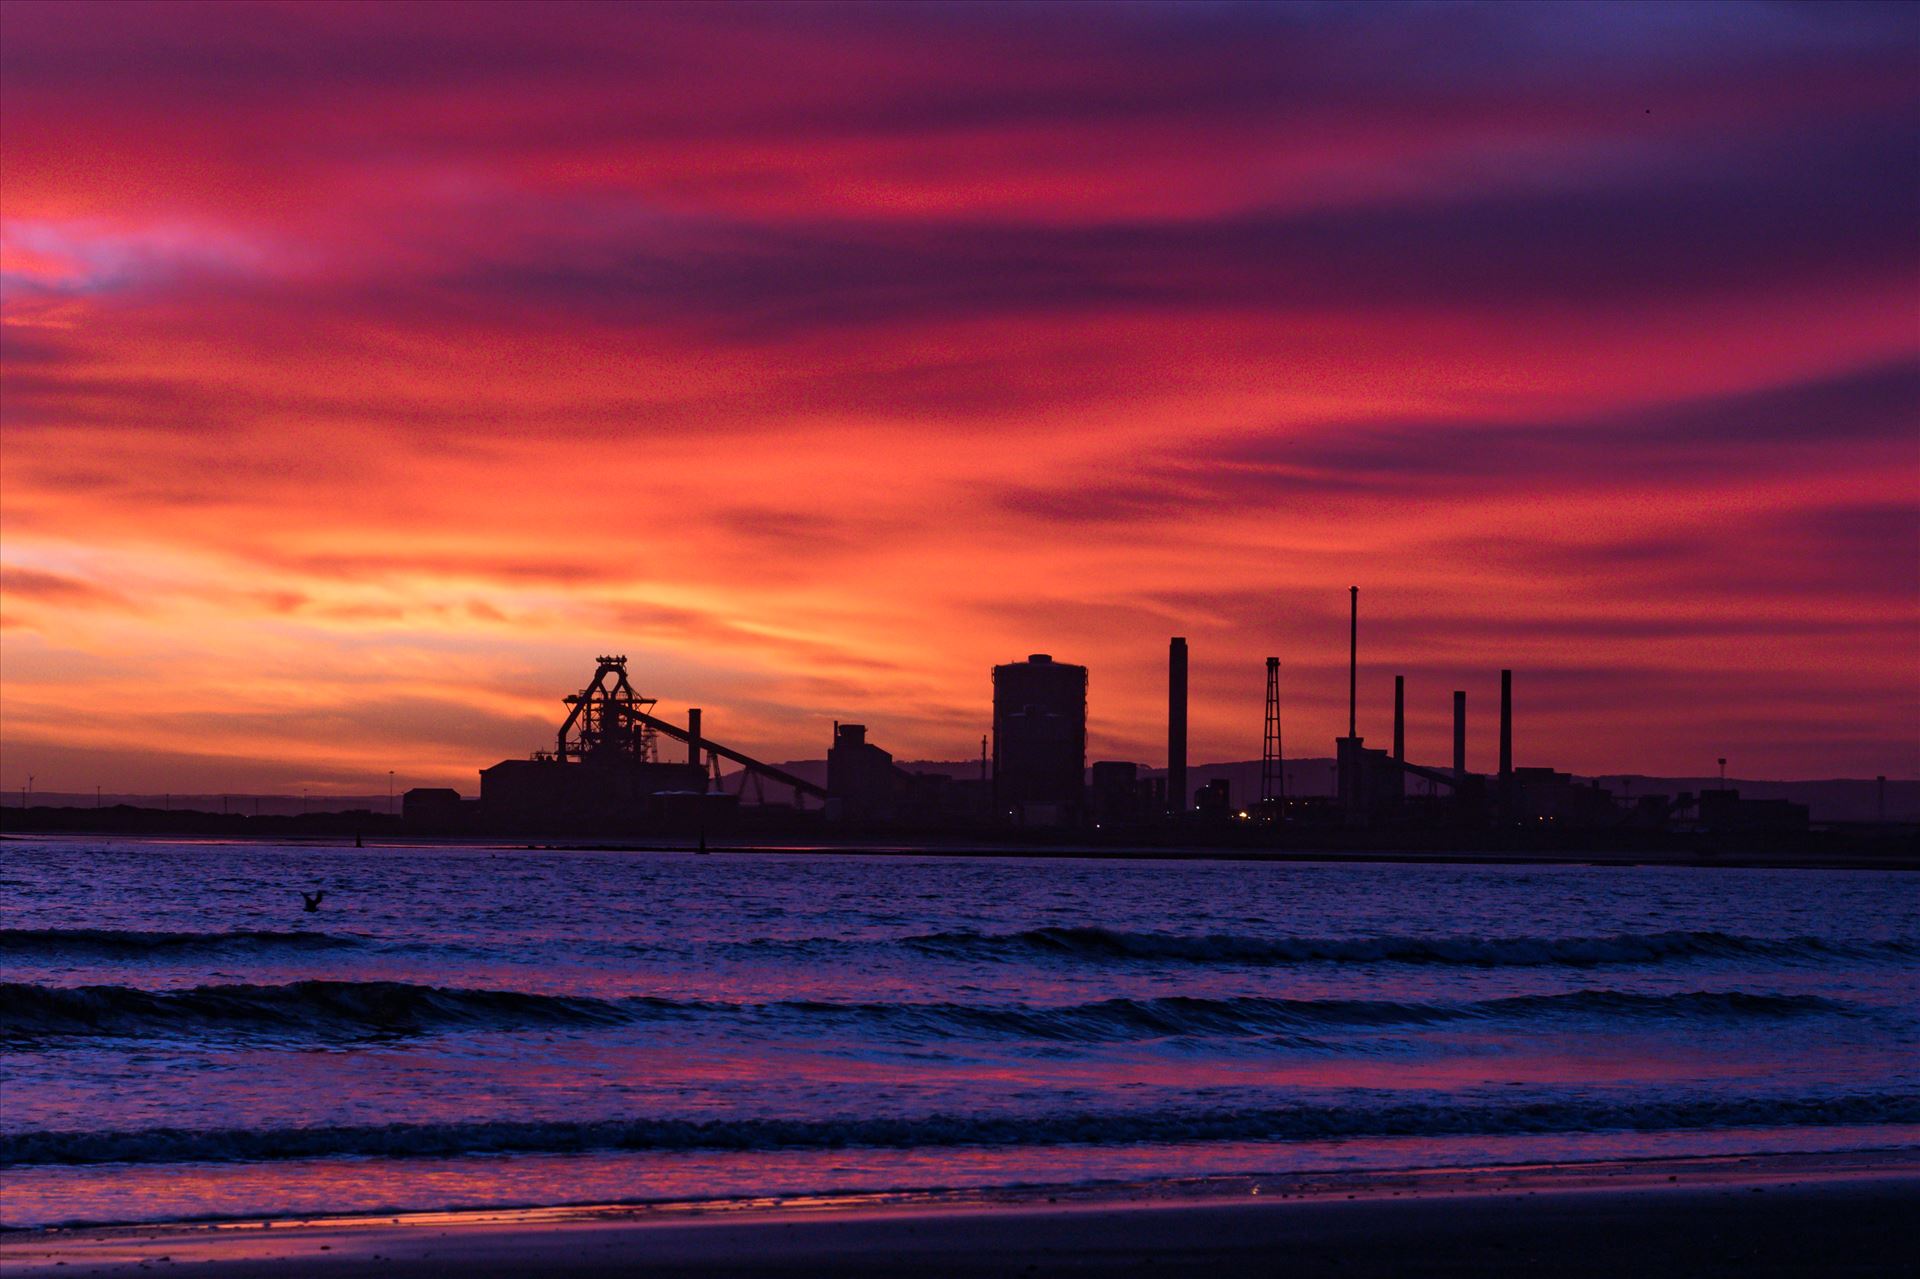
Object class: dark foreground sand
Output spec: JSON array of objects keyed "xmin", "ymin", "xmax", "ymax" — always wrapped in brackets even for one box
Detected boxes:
[{"xmin": 6, "ymin": 1152, "xmax": 1917, "ymax": 1277}]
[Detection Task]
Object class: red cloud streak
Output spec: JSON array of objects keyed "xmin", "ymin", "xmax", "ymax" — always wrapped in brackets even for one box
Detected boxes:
[{"xmin": 2, "ymin": 1, "xmax": 1916, "ymax": 791}]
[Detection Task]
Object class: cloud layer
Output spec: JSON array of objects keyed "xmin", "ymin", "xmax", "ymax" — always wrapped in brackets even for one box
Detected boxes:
[{"xmin": 3, "ymin": 1, "xmax": 1916, "ymax": 790}]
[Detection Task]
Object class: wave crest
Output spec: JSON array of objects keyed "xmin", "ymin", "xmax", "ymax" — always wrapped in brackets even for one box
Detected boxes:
[
  {"xmin": 0, "ymin": 981, "xmax": 1850, "ymax": 1044},
  {"xmin": 9, "ymin": 1093, "xmax": 1916, "ymax": 1167},
  {"xmin": 0, "ymin": 928, "xmax": 361, "ymax": 958},
  {"xmin": 0, "ymin": 980, "xmax": 637, "ymax": 1039},
  {"xmin": 904, "ymin": 927, "xmax": 1915, "ymax": 967}
]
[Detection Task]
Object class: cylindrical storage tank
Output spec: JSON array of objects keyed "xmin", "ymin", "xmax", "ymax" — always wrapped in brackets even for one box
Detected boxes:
[{"xmin": 992, "ymin": 653, "xmax": 1089, "ymax": 822}]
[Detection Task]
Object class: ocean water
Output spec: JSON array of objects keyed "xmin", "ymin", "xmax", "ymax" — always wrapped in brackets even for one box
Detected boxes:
[{"xmin": 2, "ymin": 837, "xmax": 1916, "ymax": 1227}]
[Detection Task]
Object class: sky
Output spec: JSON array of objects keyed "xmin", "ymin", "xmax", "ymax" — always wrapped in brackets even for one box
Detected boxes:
[{"xmin": 2, "ymin": 0, "xmax": 1916, "ymax": 795}]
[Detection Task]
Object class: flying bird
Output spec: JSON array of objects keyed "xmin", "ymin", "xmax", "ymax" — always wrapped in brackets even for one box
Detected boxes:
[{"xmin": 301, "ymin": 890, "xmax": 326, "ymax": 913}]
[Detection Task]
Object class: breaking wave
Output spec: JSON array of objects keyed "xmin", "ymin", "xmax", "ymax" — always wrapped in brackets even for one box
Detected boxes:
[
  {"xmin": 9, "ymin": 1093, "xmax": 1917, "ymax": 1167},
  {"xmin": 0, "ymin": 928, "xmax": 362, "ymax": 958},
  {"xmin": 0, "ymin": 980, "xmax": 1851, "ymax": 1044},
  {"xmin": 901, "ymin": 927, "xmax": 1918, "ymax": 968},
  {"xmin": 0, "ymin": 980, "xmax": 637, "ymax": 1040}
]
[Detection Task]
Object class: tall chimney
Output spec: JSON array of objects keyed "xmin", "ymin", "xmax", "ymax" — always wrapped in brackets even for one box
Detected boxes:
[
  {"xmin": 1168, "ymin": 637, "xmax": 1188, "ymax": 815},
  {"xmin": 1347, "ymin": 586, "xmax": 1359, "ymax": 739},
  {"xmin": 687, "ymin": 707, "xmax": 702, "ymax": 769},
  {"xmin": 1262, "ymin": 656, "xmax": 1283, "ymax": 810},
  {"xmin": 1452, "ymin": 691, "xmax": 1466, "ymax": 778},
  {"xmin": 1392, "ymin": 675, "xmax": 1405, "ymax": 762},
  {"xmin": 1498, "ymin": 670, "xmax": 1512, "ymax": 780}
]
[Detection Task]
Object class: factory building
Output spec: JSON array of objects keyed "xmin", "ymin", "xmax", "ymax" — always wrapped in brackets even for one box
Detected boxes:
[
  {"xmin": 826, "ymin": 722, "xmax": 989, "ymax": 827},
  {"xmin": 404, "ymin": 586, "xmax": 1842, "ymax": 846},
  {"xmin": 1697, "ymin": 788, "xmax": 1810, "ymax": 834},
  {"xmin": 400, "ymin": 787, "xmax": 478, "ymax": 833},
  {"xmin": 480, "ymin": 756, "xmax": 708, "ymax": 825},
  {"xmin": 1194, "ymin": 777, "xmax": 1232, "ymax": 818},
  {"xmin": 1089, "ymin": 760, "xmax": 1140, "ymax": 826},
  {"xmin": 826, "ymin": 722, "xmax": 897, "ymax": 821},
  {"xmin": 1335, "ymin": 736, "xmax": 1406, "ymax": 824},
  {"xmin": 992, "ymin": 653, "xmax": 1088, "ymax": 826},
  {"xmin": 476, "ymin": 656, "xmax": 821, "ymax": 831},
  {"xmin": 402, "ymin": 787, "xmax": 462, "ymax": 823},
  {"xmin": 1505, "ymin": 767, "xmax": 1623, "ymax": 827}
]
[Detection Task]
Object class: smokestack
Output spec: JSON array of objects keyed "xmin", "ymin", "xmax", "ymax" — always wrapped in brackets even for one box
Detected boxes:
[
  {"xmin": 1452, "ymin": 691, "xmax": 1466, "ymax": 778},
  {"xmin": 1347, "ymin": 586, "xmax": 1358, "ymax": 739},
  {"xmin": 1168, "ymin": 637, "xmax": 1188, "ymax": 815},
  {"xmin": 1498, "ymin": 670, "xmax": 1512, "ymax": 780},
  {"xmin": 687, "ymin": 707, "xmax": 702, "ymax": 769},
  {"xmin": 1392, "ymin": 675, "xmax": 1405, "ymax": 762}
]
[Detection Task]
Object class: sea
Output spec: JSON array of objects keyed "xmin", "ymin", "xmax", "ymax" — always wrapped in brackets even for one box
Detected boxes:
[{"xmin": 2, "ymin": 837, "xmax": 1916, "ymax": 1228}]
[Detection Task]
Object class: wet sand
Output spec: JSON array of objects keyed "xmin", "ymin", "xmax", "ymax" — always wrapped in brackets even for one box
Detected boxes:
[{"xmin": 6, "ymin": 1150, "xmax": 1916, "ymax": 1276}]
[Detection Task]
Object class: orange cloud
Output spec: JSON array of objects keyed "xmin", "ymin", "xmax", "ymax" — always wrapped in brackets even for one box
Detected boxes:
[{"xmin": 2, "ymin": 2, "xmax": 1915, "ymax": 791}]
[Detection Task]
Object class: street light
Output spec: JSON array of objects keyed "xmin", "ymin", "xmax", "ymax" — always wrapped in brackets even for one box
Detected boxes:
[{"xmin": 388, "ymin": 770, "xmax": 395, "ymax": 815}]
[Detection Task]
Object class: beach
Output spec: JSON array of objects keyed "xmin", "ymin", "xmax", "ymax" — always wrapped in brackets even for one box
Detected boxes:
[{"xmin": 6, "ymin": 1152, "xmax": 1916, "ymax": 1276}]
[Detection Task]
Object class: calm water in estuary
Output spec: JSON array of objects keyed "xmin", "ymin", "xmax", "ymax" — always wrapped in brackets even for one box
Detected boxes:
[{"xmin": 2, "ymin": 838, "xmax": 1915, "ymax": 1226}]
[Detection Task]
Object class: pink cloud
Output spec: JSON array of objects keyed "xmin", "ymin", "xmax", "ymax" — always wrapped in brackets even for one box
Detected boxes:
[{"xmin": 1, "ymin": 1, "xmax": 1914, "ymax": 788}]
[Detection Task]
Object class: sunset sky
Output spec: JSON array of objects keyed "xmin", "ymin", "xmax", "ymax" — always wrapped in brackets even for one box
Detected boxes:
[{"xmin": 2, "ymin": 0, "xmax": 1916, "ymax": 794}]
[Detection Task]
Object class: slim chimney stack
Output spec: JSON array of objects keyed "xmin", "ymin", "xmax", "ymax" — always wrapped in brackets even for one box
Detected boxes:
[
  {"xmin": 1392, "ymin": 675, "xmax": 1405, "ymax": 762},
  {"xmin": 1168, "ymin": 637, "xmax": 1188, "ymax": 816},
  {"xmin": 1498, "ymin": 670, "xmax": 1513, "ymax": 780},
  {"xmin": 687, "ymin": 707, "xmax": 702, "ymax": 769},
  {"xmin": 1347, "ymin": 587, "xmax": 1359, "ymax": 739},
  {"xmin": 1452, "ymin": 691, "xmax": 1466, "ymax": 779}
]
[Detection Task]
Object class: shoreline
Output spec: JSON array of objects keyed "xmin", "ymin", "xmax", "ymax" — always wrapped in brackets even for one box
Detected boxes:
[
  {"xmin": 6, "ymin": 1148, "xmax": 1917, "ymax": 1275},
  {"xmin": 4, "ymin": 828, "xmax": 1915, "ymax": 870}
]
